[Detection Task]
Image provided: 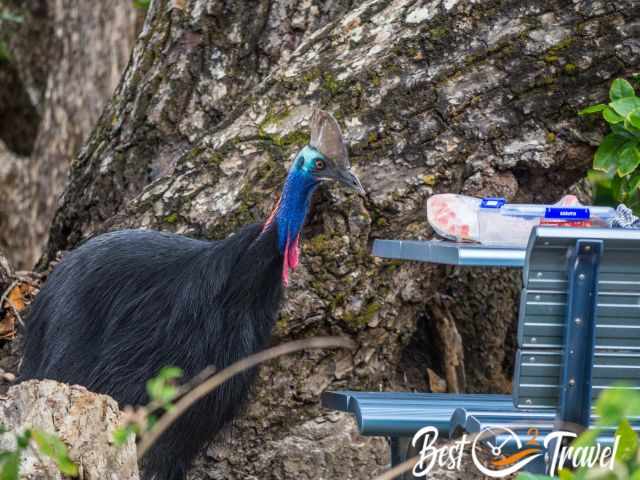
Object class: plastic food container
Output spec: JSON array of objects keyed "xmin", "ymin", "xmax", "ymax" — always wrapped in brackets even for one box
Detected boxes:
[{"xmin": 427, "ymin": 194, "xmax": 616, "ymax": 247}]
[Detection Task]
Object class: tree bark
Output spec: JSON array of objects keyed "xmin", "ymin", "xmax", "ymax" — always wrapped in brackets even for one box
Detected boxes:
[
  {"xmin": 41, "ymin": 0, "xmax": 640, "ymax": 478},
  {"xmin": 0, "ymin": 0, "xmax": 138, "ymax": 269},
  {"xmin": 0, "ymin": 380, "xmax": 139, "ymax": 479}
]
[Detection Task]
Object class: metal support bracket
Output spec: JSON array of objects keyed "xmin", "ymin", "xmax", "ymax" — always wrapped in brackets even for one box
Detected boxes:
[
  {"xmin": 557, "ymin": 239, "xmax": 603, "ymax": 431},
  {"xmin": 389, "ymin": 436, "xmax": 412, "ymax": 479}
]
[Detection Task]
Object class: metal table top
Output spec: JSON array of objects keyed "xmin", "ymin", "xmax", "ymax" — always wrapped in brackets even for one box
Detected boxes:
[{"xmin": 372, "ymin": 239, "xmax": 526, "ymax": 268}]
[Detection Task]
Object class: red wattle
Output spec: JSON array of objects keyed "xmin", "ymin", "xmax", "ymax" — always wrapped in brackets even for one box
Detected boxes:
[
  {"xmin": 288, "ymin": 234, "xmax": 300, "ymax": 270},
  {"xmin": 281, "ymin": 234, "xmax": 301, "ymax": 286},
  {"xmin": 282, "ymin": 242, "xmax": 290, "ymax": 286}
]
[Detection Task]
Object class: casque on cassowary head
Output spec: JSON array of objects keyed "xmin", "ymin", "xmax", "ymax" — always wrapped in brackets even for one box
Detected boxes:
[{"xmin": 20, "ymin": 109, "xmax": 364, "ymax": 480}]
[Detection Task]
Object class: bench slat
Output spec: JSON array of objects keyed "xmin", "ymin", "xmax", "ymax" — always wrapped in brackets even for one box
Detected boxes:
[
  {"xmin": 513, "ymin": 350, "xmax": 640, "ymax": 408},
  {"xmin": 320, "ymin": 391, "xmax": 512, "ymax": 436}
]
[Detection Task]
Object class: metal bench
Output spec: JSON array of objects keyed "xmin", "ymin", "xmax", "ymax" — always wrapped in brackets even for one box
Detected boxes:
[{"xmin": 321, "ymin": 227, "xmax": 640, "ymax": 475}]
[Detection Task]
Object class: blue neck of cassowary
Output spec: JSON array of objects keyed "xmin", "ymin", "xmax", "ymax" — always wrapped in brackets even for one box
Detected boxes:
[{"xmin": 274, "ymin": 160, "xmax": 319, "ymax": 253}]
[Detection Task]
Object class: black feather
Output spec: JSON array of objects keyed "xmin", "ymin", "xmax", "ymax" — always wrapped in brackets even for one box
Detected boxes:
[{"xmin": 21, "ymin": 223, "xmax": 284, "ymax": 480}]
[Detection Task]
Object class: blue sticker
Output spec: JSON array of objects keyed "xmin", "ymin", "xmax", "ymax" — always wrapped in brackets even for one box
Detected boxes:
[
  {"xmin": 544, "ymin": 207, "xmax": 590, "ymax": 220},
  {"xmin": 480, "ymin": 197, "xmax": 506, "ymax": 209}
]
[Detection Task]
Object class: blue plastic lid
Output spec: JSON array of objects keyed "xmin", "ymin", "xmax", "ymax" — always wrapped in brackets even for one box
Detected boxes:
[
  {"xmin": 481, "ymin": 197, "xmax": 506, "ymax": 209},
  {"xmin": 544, "ymin": 207, "xmax": 590, "ymax": 220}
]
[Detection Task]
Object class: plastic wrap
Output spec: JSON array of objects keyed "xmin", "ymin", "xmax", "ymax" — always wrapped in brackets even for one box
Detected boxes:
[{"xmin": 427, "ymin": 194, "xmax": 615, "ymax": 246}]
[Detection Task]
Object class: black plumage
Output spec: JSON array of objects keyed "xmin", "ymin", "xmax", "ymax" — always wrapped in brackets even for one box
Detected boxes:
[
  {"xmin": 22, "ymin": 224, "xmax": 283, "ymax": 479},
  {"xmin": 20, "ymin": 109, "xmax": 364, "ymax": 480}
]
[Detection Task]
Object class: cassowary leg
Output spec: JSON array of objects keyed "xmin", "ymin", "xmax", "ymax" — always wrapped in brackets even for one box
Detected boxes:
[
  {"xmin": 140, "ymin": 413, "xmax": 217, "ymax": 480},
  {"xmin": 141, "ymin": 443, "xmax": 188, "ymax": 480}
]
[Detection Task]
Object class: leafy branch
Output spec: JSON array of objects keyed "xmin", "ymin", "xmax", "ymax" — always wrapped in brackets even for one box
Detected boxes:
[
  {"xmin": 0, "ymin": 425, "xmax": 78, "ymax": 479},
  {"xmin": 113, "ymin": 336, "xmax": 356, "ymax": 459},
  {"xmin": 517, "ymin": 386, "xmax": 640, "ymax": 480},
  {"xmin": 580, "ymin": 78, "xmax": 640, "ymax": 212}
]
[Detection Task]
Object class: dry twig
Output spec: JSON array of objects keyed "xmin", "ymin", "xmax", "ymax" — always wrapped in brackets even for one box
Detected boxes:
[{"xmin": 136, "ymin": 336, "xmax": 355, "ymax": 459}]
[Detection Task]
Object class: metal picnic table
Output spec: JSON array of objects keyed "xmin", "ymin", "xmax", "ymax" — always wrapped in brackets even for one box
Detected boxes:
[
  {"xmin": 323, "ymin": 227, "xmax": 640, "ymax": 476},
  {"xmin": 372, "ymin": 238, "xmax": 526, "ymax": 268}
]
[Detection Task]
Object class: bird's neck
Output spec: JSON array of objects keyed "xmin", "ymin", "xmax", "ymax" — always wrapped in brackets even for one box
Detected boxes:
[{"xmin": 264, "ymin": 169, "xmax": 318, "ymax": 285}]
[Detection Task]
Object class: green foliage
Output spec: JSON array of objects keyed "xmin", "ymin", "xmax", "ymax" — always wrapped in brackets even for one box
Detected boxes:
[
  {"xmin": 580, "ymin": 78, "xmax": 640, "ymax": 212},
  {"xmin": 31, "ymin": 430, "xmax": 78, "ymax": 476},
  {"xmin": 132, "ymin": 0, "xmax": 151, "ymax": 10},
  {"xmin": 113, "ymin": 366, "xmax": 183, "ymax": 446},
  {"xmin": 0, "ymin": 11, "xmax": 23, "ymax": 24},
  {"xmin": 0, "ymin": 452, "xmax": 20, "ymax": 480},
  {"xmin": 146, "ymin": 366, "xmax": 182, "ymax": 408},
  {"xmin": 112, "ymin": 423, "xmax": 139, "ymax": 447},
  {"xmin": 0, "ymin": 8, "xmax": 22, "ymax": 61},
  {"xmin": 0, "ymin": 43, "xmax": 9, "ymax": 62},
  {"xmin": 515, "ymin": 386, "xmax": 640, "ymax": 480},
  {"xmin": 0, "ymin": 425, "xmax": 78, "ymax": 479}
]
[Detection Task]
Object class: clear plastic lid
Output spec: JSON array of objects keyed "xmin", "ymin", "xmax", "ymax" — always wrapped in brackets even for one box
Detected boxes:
[{"xmin": 497, "ymin": 203, "xmax": 616, "ymax": 220}]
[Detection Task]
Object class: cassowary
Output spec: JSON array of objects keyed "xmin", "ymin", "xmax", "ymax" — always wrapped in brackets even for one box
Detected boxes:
[{"xmin": 20, "ymin": 109, "xmax": 364, "ymax": 480}]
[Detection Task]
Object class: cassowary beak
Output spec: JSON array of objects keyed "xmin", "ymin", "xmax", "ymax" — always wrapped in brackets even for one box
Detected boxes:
[{"xmin": 335, "ymin": 168, "xmax": 366, "ymax": 195}]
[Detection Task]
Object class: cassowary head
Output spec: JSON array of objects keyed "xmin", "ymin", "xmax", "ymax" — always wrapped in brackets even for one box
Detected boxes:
[
  {"xmin": 268, "ymin": 109, "xmax": 365, "ymax": 285},
  {"xmin": 289, "ymin": 109, "xmax": 365, "ymax": 195}
]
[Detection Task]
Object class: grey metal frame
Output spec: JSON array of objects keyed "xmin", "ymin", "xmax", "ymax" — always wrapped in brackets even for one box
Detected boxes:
[{"xmin": 322, "ymin": 227, "xmax": 640, "ymax": 476}]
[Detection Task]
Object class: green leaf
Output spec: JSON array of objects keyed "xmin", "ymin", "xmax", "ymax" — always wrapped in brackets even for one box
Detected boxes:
[
  {"xmin": 146, "ymin": 379, "xmax": 177, "ymax": 404},
  {"xmin": 147, "ymin": 367, "xmax": 182, "ymax": 404},
  {"xmin": 146, "ymin": 415, "xmax": 157, "ymax": 430},
  {"xmin": 596, "ymin": 388, "xmax": 628, "ymax": 424},
  {"xmin": 559, "ymin": 469, "xmax": 575, "ymax": 480},
  {"xmin": 516, "ymin": 473, "xmax": 555, "ymax": 480},
  {"xmin": 617, "ymin": 142, "xmax": 640, "ymax": 177},
  {"xmin": 573, "ymin": 427, "xmax": 601, "ymax": 449},
  {"xmin": 0, "ymin": 41, "xmax": 9, "ymax": 62},
  {"xmin": 628, "ymin": 109, "xmax": 640, "ymax": 130},
  {"xmin": 112, "ymin": 427, "xmax": 128, "ymax": 445},
  {"xmin": 612, "ymin": 174, "xmax": 627, "ymax": 203},
  {"xmin": 603, "ymin": 107, "xmax": 624, "ymax": 124},
  {"xmin": 0, "ymin": 12, "xmax": 23, "ymax": 24},
  {"xmin": 112, "ymin": 425, "xmax": 137, "ymax": 446},
  {"xmin": 570, "ymin": 467, "xmax": 589, "ymax": 480},
  {"xmin": 132, "ymin": 0, "xmax": 151, "ymax": 10},
  {"xmin": 0, "ymin": 451, "xmax": 19, "ymax": 480},
  {"xmin": 615, "ymin": 418, "xmax": 638, "ymax": 462},
  {"xmin": 579, "ymin": 103, "xmax": 607, "ymax": 115},
  {"xmin": 595, "ymin": 386, "xmax": 640, "ymax": 425},
  {"xmin": 629, "ymin": 172, "xmax": 640, "ymax": 191},
  {"xmin": 588, "ymin": 168, "xmax": 618, "ymax": 207},
  {"xmin": 157, "ymin": 366, "xmax": 183, "ymax": 381},
  {"xmin": 610, "ymin": 78, "xmax": 636, "ymax": 101},
  {"xmin": 594, "ymin": 133, "xmax": 626, "ymax": 172},
  {"xmin": 31, "ymin": 429, "xmax": 78, "ymax": 476},
  {"xmin": 55, "ymin": 457, "xmax": 78, "ymax": 476},
  {"xmin": 15, "ymin": 431, "xmax": 29, "ymax": 450},
  {"xmin": 612, "ymin": 122, "xmax": 640, "ymax": 139},
  {"xmin": 610, "ymin": 97, "xmax": 640, "ymax": 118}
]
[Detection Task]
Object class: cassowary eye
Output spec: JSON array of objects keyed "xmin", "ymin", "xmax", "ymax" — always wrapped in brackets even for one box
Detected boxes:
[{"xmin": 315, "ymin": 159, "xmax": 325, "ymax": 170}]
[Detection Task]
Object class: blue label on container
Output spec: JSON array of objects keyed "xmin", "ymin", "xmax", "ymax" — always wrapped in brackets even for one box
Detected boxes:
[
  {"xmin": 480, "ymin": 197, "xmax": 506, "ymax": 209},
  {"xmin": 544, "ymin": 207, "xmax": 590, "ymax": 220}
]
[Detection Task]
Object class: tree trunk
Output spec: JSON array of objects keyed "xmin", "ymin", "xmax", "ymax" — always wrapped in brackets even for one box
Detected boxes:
[
  {"xmin": 41, "ymin": 0, "xmax": 640, "ymax": 478},
  {"xmin": 0, "ymin": 0, "xmax": 139, "ymax": 269},
  {"xmin": 0, "ymin": 380, "xmax": 139, "ymax": 479}
]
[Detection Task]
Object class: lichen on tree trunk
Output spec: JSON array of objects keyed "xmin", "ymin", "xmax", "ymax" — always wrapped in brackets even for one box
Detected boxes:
[{"xmin": 37, "ymin": 0, "xmax": 640, "ymax": 477}]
